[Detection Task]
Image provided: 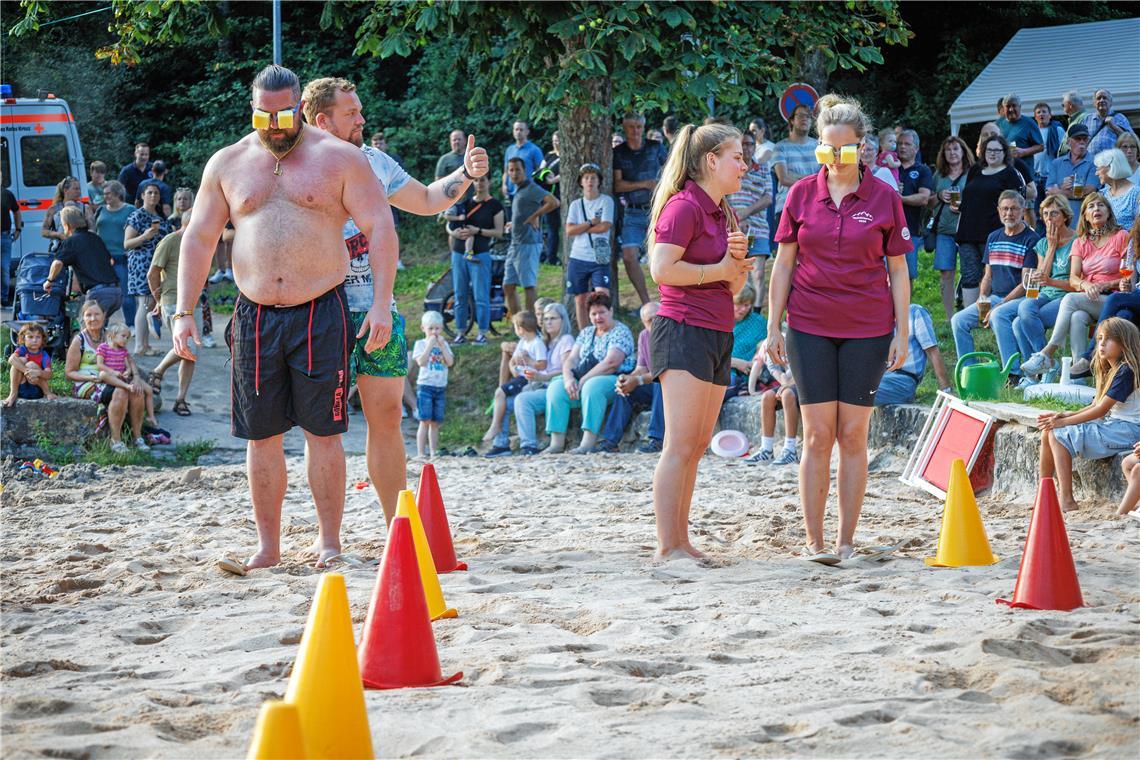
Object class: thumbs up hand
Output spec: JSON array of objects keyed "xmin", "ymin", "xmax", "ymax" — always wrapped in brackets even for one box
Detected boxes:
[{"xmin": 463, "ymin": 134, "xmax": 488, "ymax": 179}]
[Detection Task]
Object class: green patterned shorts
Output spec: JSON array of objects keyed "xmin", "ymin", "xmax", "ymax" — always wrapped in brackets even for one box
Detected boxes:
[{"xmin": 349, "ymin": 311, "xmax": 408, "ymax": 381}]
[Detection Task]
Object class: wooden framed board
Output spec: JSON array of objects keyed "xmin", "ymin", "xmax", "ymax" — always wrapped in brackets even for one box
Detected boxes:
[{"xmin": 900, "ymin": 391, "xmax": 995, "ymax": 500}]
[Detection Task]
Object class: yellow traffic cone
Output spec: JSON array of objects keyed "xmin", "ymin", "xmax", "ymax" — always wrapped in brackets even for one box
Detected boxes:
[
  {"xmin": 925, "ymin": 458, "xmax": 999, "ymax": 567},
  {"xmin": 247, "ymin": 701, "xmax": 306, "ymax": 760},
  {"xmin": 284, "ymin": 574, "xmax": 374, "ymax": 759},
  {"xmin": 396, "ymin": 490, "xmax": 458, "ymax": 620}
]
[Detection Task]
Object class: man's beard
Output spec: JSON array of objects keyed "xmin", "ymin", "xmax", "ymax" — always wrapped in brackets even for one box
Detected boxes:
[{"xmin": 258, "ymin": 127, "xmax": 302, "ymax": 154}]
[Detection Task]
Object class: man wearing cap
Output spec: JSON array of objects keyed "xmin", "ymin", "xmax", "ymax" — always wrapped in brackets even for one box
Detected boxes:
[
  {"xmin": 1082, "ymin": 89, "xmax": 1135, "ymax": 157},
  {"xmin": 1045, "ymin": 123, "xmax": 1100, "ymax": 226},
  {"xmin": 996, "ymin": 94, "xmax": 1043, "ymax": 161}
]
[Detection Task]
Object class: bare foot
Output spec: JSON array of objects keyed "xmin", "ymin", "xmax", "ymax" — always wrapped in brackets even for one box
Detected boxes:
[
  {"xmin": 681, "ymin": 542, "xmax": 707, "ymax": 559},
  {"xmin": 44, "ymin": 392, "xmax": 58, "ymax": 400},
  {"xmin": 301, "ymin": 539, "xmax": 322, "ymax": 559},
  {"xmin": 1, "ymin": 396, "xmax": 15, "ymax": 408},
  {"xmin": 651, "ymin": 547, "xmax": 690, "ymax": 564},
  {"xmin": 245, "ymin": 549, "xmax": 281, "ymax": 571},
  {"xmin": 315, "ymin": 546, "xmax": 344, "ymax": 569},
  {"xmin": 1061, "ymin": 499, "xmax": 1079, "ymax": 513}
]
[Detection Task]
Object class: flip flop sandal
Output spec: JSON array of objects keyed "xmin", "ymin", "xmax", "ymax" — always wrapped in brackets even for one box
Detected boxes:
[
  {"xmin": 173, "ymin": 400, "xmax": 191, "ymax": 416},
  {"xmin": 147, "ymin": 371, "xmax": 163, "ymax": 395},
  {"xmin": 217, "ymin": 556, "xmax": 247, "ymax": 576},
  {"xmin": 802, "ymin": 547, "xmax": 841, "ymax": 566}
]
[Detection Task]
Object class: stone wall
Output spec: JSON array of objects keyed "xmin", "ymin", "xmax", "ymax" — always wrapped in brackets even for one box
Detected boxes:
[{"xmin": 1, "ymin": 398, "xmax": 100, "ymax": 459}]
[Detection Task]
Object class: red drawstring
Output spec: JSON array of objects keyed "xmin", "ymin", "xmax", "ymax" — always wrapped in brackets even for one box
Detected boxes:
[
  {"xmin": 254, "ymin": 304, "xmax": 262, "ymax": 396},
  {"xmin": 307, "ymin": 301, "xmax": 315, "ymax": 375}
]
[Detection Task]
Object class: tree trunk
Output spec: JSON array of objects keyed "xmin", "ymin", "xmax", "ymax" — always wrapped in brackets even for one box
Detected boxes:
[
  {"xmin": 798, "ymin": 47, "xmax": 829, "ymax": 96},
  {"xmin": 556, "ymin": 72, "xmax": 613, "ymax": 331}
]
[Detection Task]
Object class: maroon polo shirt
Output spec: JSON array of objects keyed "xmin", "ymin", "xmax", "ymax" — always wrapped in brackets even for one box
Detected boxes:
[
  {"xmin": 654, "ymin": 180, "xmax": 735, "ymax": 333},
  {"xmin": 776, "ymin": 167, "xmax": 910, "ymax": 338}
]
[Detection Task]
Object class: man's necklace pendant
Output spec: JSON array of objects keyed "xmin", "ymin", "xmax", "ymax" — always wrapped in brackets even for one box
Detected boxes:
[{"xmin": 274, "ymin": 161, "xmax": 283, "ymax": 176}]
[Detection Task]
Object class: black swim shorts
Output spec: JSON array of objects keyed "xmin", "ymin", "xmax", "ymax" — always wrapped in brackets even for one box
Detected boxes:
[
  {"xmin": 785, "ymin": 327, "xmax": 892, "ymax": 407},
  {"xmin": 226, "ymin": 285, "xmax": 351, "ymax": 440}
]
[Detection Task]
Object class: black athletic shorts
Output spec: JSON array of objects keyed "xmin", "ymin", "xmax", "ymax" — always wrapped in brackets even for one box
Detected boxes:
[
  {"xmin": 786, "ymin": 326, "xmax": 892, "ymax": 407},
  {"xmin": 226, "ymin": 285, "xmax": 351, "ymax": 440},
  {"xmin": 650, "ymin": 315, "xmax": 734, "ymax": 387}
]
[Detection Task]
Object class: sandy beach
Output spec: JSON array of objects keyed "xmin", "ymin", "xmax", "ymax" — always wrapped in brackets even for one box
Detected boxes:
[{"xmin": 2, "ymin": 445, "xmax": 1138, "ymax": 758}]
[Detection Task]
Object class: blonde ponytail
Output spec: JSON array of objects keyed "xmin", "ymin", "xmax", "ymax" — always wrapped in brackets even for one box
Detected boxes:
[
  {"xmin": 815, "ymin": 93, "xmax": 873, "ymax": 140},
  {"xmin": 647, "ymin": 122, "xmax": 742, "ymax": 250}
]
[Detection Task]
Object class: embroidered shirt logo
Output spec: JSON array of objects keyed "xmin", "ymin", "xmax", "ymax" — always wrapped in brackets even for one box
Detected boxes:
[
  {"xmin": 852, "ymin": 211, "xmax": 874, "ymax": 224},
  {"xmin": 901, "ymin": 227, "xmax": 912, "ymax": 240}
]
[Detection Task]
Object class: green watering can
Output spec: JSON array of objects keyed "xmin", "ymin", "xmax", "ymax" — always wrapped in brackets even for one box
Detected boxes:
[{"xmin": 954, "ymin": 351, "xmax": 1019, "ymax": 400}]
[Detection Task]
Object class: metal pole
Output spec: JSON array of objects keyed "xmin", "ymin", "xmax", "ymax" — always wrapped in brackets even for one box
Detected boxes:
[{"xmin": 272, "ymin": 0, "xmax": 281, "ymax": 65}]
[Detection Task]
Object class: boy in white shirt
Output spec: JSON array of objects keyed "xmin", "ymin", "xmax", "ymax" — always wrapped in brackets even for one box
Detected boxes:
[{"xmin": 412, "ymin": 311, "xmax": 454, "ymax": 458}]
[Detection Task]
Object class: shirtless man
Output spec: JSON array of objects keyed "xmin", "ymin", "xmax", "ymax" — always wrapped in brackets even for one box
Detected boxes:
[
  {"xmin": 302, "ymin": 76, "xmax": 489, "ymax": 525},
  {"xmin": 172, "ymin": 65, "xmax": 398, "ymax": 571}
]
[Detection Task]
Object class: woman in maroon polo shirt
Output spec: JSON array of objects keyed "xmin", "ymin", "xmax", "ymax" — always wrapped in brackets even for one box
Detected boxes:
[
  {"xmin": 766, "ymin": 95, "xmax": 911, "ymax": 565},
  {"xmin": 647, "ymin": 123, "xmax": 753, "ymax": 562}
]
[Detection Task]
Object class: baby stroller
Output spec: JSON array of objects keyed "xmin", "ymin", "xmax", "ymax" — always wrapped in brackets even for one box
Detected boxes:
[
  {"xmin": 4, "ymin": 252, "xmax": 72, "ymax": 358},
  {"xmin": 423, "ymin": 241, "xmax": 508, "ymax": 338}
]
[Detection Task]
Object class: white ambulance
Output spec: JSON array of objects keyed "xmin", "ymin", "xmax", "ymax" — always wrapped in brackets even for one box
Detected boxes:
[{"xmin": 0, "ymin": 84, "xmax": 90, "ymax": 272}]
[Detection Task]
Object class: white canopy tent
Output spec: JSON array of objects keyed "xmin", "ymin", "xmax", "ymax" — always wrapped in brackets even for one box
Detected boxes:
[{"xmin": 949, "ymin": 17, "xmax": 1140, "ymax": 135}]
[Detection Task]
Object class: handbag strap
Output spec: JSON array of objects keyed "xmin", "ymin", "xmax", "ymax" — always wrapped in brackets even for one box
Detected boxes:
[{"xmin": 581, "ymin": 198, "xmax": 596, "ymax": 246}]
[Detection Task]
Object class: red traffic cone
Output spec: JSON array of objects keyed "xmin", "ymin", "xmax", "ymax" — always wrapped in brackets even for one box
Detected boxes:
[
  {"xmin": 358, "ymin": 516, "xmax": 463, "ymax": 690},
  {"xmin": 417, "ymin": 463, "xmax": 467, "ymax": 572},
  {"xmin": 997, "ymin": 477, "xmax": 1084, "ymax": 611}
]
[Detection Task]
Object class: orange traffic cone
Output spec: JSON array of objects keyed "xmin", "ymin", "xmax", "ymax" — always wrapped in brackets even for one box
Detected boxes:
[
  {"xmin": 247, "ymin": 701, "xmax": 306, "ymax": 760},
  {"xmin": 358, "ymin": 516, "xmax": 463, "ymax": 690},
  {"xmin": 925, "ymin": 458, "xmax": 998, "ymax": 567},
  {"xmin": 998, "ymin": 477, "xmax": 1084, "ymax": 611},
  {"xmin": 417, "ymin": 463, "xmax": 467, "ymax": 573},
  {"xmin": 396, "ymin": 490, "xmax": 458, "ymax": 620}
]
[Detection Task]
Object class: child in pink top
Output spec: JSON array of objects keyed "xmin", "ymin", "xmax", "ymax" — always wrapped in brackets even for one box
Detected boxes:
[
  {"xmin": 97, "ymin": 324, "xmax": 158, "ymax": 427},
  {"xmin": 874, "ymin": 128, "xmax": 901, "ymax": 184}
]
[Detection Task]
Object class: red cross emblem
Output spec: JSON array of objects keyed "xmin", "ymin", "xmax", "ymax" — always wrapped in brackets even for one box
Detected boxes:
[{"xmin": 33, "ymin": 123, "xmax": 44, "ymax": 134}]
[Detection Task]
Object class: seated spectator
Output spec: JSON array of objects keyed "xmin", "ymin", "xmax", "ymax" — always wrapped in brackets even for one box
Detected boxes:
[
  {"xmin": 592, "ymin": 301, "xmax": 662, "ymax": 453},
  {"xmin": 1066, "ymin": 217, "xmax": 1140, "ymax": 377},
  {"xmin": 952, "ymin": 191, "xmax": 1039, "ymax": 381},
  {"xmin": 96, "ymin": 324, "xmax": 158, "ymax": 445},
  {"xmin": 1046, "ymin": 123, "xmax": 1099, "ymax": 225},
  {"xmin": 484, "ymin": 311, "xmax": 548, "ymax": 457},
  {"xmin": 1095, "ymin": 149, "xmax": 1138, "ymax": 231},
  {"xmin": 544, "ymin": 293, "xmax": 635, "ymax": 454},
  {"xmin": 1012, "ymin": 196, "xmax": 1078, "ymax": 384},
  {"xmin": 65, "ymin": 300, "xmax": 147, "ymax": 451},
  {"xmin": 744, "ymin": 330, "xmax": 799, "ymax": 465},
  {"xmin": 726, "ymin": 284, "xmax": 767, "ymax": 398},
  {"xmin": 875, "ymin": 304, "xmax": 952, "ymax": 405},
  {"xmin": 1037, "ymin": 317, "xmax": 1140, "ymax": 513},
  {"xmin": 564, "ymin": 162, "xmax": 614, "ymax": 331},
  {"xmin": 514, "ymin": 303, "xmax": 575, "ymax": 455},
  {"xmin": 1116, "ymin": 132, "xmax": 1140, "ymax": 185},
  {"xmin": 4, "ymin": 323, "xmax": 56, "ymax": 407},
  {"xmin": 1118, "ymin": 440, "xmax": 1140, "ymax": 516},
  {"xmin": 44, "ymin": 206, "xmax": 124, "ymax": 321},
  {"xmin": 1022, "ymin": 193, "xmax": 1129, "ymax": 376},
  {"xmin": 727, "ymin": 138, "xmax": 773, "ymax": 307}
]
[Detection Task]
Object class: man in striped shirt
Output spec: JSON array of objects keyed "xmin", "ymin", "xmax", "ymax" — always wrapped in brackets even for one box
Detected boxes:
[{"xmin": 951, "ymin": 190, "xmax": 1039, "ymax": 379}]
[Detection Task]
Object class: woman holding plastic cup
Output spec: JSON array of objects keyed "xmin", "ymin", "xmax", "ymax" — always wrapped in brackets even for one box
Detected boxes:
[
  {"xmin": 766, "ymin": 94, "xmax": 911, "ymax": 565},
  {"xmin": 646, "ymin": 122, "xmax": 752, "ymax": 562}
]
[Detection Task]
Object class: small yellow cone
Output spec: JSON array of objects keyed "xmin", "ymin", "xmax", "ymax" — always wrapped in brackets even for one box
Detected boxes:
[
  {"xmin": 247, "ymin": 701, "xmax": 306, "ymax": 760},
  {"xmin": 284, "ymin": 574, "xmax": 374, "ymax": 759},
  {"xmin": 396, "ymin": 490, "xmax": 458, "ymax": 620},
  {"xmin": 925, "ymin": 458, "xmax": 999, "ymax": 567}
]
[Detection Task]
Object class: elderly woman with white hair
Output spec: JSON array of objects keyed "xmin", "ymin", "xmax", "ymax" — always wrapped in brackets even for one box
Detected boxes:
[{"xmin": 1095, "ymin": 148, "xmax": 1139, "ymax": 231}]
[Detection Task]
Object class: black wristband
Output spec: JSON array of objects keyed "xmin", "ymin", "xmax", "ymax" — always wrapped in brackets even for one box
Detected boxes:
[{"xmin": 462, "ymin": 166, "xmax": 475, "ymax": 180}]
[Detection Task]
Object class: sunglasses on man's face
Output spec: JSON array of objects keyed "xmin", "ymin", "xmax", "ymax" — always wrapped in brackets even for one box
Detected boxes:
[{"xmin": 251, "ymin": 104, "xmax": 300, "ymax": 130}]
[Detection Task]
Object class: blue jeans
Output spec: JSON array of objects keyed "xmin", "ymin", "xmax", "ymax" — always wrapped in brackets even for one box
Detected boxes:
[
  {"xmin": 1012, "ymin": 296, "xmax": 1062, "ymax": 362},
  {"xmin": 905, "ymin": 240, "xmax": 918, "ymax": 280},
  {"xmin": 988, "ymin": 297, "xmax": 1025, "ymax": 374},
  {"xmin": 951, "ymin": 295, "xmax": 1009, "ymax": 366},
  {"xmin": 1, "ymin": 231, "xmax": 10, "ymax": 306},
  {"xmin": 514, "ymin": 387, "xmax": 548, "ymax": 449},
  {"xmin": 1083, "ymin": 291, "xmax": 1140, "ymax": 360},
  {"xmin": 112, "ymin": 257, "xmax": 135, "ymax": 325},
  {"xmin": 933, "ymin": 233, "xmax": 959, "ymax": 272},
  {"xmin": 451, "ymin": 251, "xmax": 491, "ymax": 333},
  {"xmin": 875, "ymin": 371, "xmax": 919, "ymax": 406},
  {"xmin": 600, "ymin": 383, "xmax": 654, "ymax": 445}
]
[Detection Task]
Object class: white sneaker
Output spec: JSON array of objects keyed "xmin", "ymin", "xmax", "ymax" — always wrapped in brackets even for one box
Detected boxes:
[
  {"xmin": 745, "ymin": 449, "xmax": 774, "ymax": 464},
  {"xmin": 1020, "ymin": 351, "xmax": 1054, "ymax": 377},
  {"xmin": 208, "ymin": 270, "xmax": 227, "ymax": 284},
  {"xmin": 1069, "ymin": 357, "xmax": 1090, "ymax": 376},
  {"xmin": 201, "ymin": 334, "xmax": 217, "ymax": 348},
  {"xmin": 133, "ymin": 437, "xmax": 151, "ymax": 452},
  {"xmin": 774, "ymin": 447, "xmax": 799, "ymax": 465},
  {"xmin": 110, "ymin": 440, "xmax": 129, "ymax": 453}
]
